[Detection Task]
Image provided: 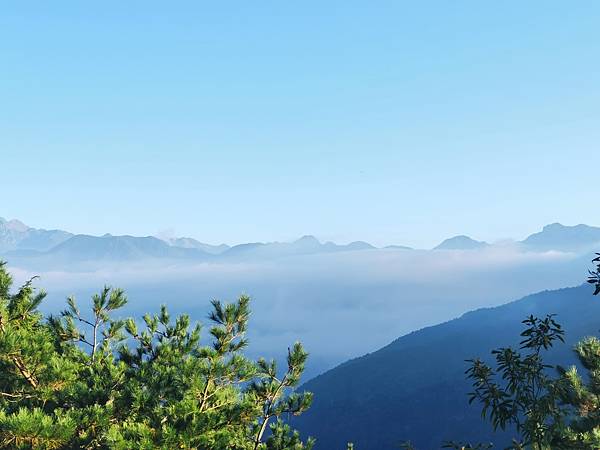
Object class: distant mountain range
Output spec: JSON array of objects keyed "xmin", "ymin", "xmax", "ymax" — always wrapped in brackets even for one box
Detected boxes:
[
  {"xmin": 435, "ymin": 223, "xmax": 600, "ymax": 252},
  {"xmin": 0, "ymin": 217, "xmax": 392, "ymax": 265},
  {"xmin": 2, "ymin": 217, "xmax": 600, "ymax": 265},
  {"xmin": 293, "ymin": 284, "xmax": 600, "ymax": 449}
]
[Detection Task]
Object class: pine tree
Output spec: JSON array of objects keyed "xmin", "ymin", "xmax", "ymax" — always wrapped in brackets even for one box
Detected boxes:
[
  {"xmin": 0, "ymin": 261, "xmax": 314, "ymax": 449},
  {"xmin": 553, "ymin": 253, "xmax": 600, "ymax": 447}
]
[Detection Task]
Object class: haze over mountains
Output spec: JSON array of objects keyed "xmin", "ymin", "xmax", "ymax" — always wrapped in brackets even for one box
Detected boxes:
[
  {"xmin": 1, "ymin": 217, "xmax": 385, "ymax": 265},
  {"xmin": 4, "ymin": 216, "xmax": 598, "ymax": 447},
  {"xmin": 2, "ymin": 216, "xmax": 600, "ymax": 381},
  {"xmin": 3, "ymin": 217, "xmax": 600, "ymax": 266}
]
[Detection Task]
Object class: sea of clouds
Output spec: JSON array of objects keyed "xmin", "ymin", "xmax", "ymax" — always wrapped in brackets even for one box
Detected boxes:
[{"xmin": 7, "ymin": 245, "xmax": 587, "ymax": 379}]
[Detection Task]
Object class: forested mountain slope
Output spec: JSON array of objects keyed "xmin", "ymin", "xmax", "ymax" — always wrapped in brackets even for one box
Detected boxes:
[{"xmin": 294, "ymin": 284, "xmax": 599, "ymax": 449}]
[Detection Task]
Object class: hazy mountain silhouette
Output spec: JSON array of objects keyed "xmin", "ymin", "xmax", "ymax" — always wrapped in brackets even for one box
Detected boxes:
[
  {"xmin": 48, "ymin": 234, "xmax": 212, "ymax": 261},
  {"xmin": 4, "ymin": 234, "xmax": 213, "ymax": 267},
  {"xmin": 434, "ymin": 235, "xmax": 488, "ymax": 250},
  {"xmin": 332, "ymin": 240, "xmax": 375, "ymax": 251},
  {"xmin": 384, "ymin": 244, "xmax": 413, "ymax": 250},
  {"xmin": 520, "ymin": 223, "xmax": 600, "ymax": 252},
  {"xmin": 294, "ymin": 284, "xmax": 600, "ymax": 449},
  {"xmin": 4, "ymin": 217, "xmax": 600, "ymax": 265},
  {"xmin": 164, "ymin": 237, "xmax": 230, "ymax": 255},
  {"xmin": 0, "ymin": 217, "xmax": 72, "ymax": 253},
  {"xmin": 220, "ymin": 235, "xmax": 376, "ymax": 260}
]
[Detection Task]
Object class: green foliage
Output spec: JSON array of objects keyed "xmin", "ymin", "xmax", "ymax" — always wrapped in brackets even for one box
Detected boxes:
[
  {"xmin": 0, "ymin": 261, "xmax": 313, "ymax": 449},
  {"xmin": 586, "ymin": 252, "xmax": 600, "ymax": 295},
  {"xmin": 464, "ymin": 314, "xmax": 567, "ymax": 449},
  {"xmin": 264, "ymin": 420, "xmax": 315, "ymax": 450},
  {"xmin": 555, "ymin": 258, "xmax": 600, "ymax": 447},
  {"xmin": 0, "ymin": 408, "xmax": 77, "ymax": 449},
  {"xmin": 454, "ymin": 254, "xmax": 600, "ymax": 449},
  {"xmin": 557, "ymin": 337, "xmax": 600, "ymax": 447}
]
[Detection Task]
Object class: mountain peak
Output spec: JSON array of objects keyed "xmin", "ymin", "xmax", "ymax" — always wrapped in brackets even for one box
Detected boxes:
[
  {"xmin": 295, "ymin": 235, "xmax": 320, "ymax": 244},
  {"xmin": 542, "ymin": 222, "xmax": 571, "ymax": 231},
  {"xmin": 541, "ymin": 222, "xmax": 594, "ymax": 232},
  {"xmin": 544, "ymin": 222, "xmax": 562, "ymax": 228},
  {"xmin": 345, "ymin": 241, "xmax": 375, "ymax": 250},
  {"xmin": 5, "ymin": 219, "xmax": 29, "ymax": 232},
  {"xmin": 434, "ymin": 235, "xmax": 488, "ymax": 250},
  {"xmin": 0, "ymin": 218, "xmax": 72, "ymax": 253},
  {"xmin": 522, "ymin": 223, "xmax": 600, "ymax": 252}
]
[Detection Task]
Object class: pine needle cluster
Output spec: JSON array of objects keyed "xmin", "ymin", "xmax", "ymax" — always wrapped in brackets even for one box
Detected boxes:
[{"xmin": 0, "ymin": 261, "xmax": 314, "ymax": 450}]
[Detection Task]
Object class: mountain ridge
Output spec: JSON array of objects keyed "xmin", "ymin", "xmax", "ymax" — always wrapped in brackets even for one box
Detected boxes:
[
  {"xmin": 520, "ymin": 222, "xmax": 600, "ymax": 252},
  {"xmin": 434, "ymin": 235, "xmax": 489, "ymax": 250},
  {"xmin": 3, "ymin": 217, "xmax": 600, "ymax": 263}
]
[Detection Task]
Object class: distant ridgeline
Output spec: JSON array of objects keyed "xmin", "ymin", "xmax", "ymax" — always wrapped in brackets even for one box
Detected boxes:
[{"xmin": 3, "ymin": 217, "xmax": 600, "ymax": 267}]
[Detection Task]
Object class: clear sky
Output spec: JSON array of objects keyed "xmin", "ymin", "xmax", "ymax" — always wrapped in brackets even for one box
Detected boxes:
[{"xmin": 2, "ymin": 1, "xmax": 599, "ymax": 248}]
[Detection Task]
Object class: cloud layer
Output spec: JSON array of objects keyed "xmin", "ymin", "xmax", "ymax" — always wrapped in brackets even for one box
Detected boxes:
[{"xmin": 7, "ymin": 246, "xmax": 586, "ymax": 378}]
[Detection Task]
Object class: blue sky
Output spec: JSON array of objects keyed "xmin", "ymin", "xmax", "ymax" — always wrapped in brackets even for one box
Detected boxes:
[{"xmin": 2, "ymin": 1, "xmax": 599, "ymax": 248}]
